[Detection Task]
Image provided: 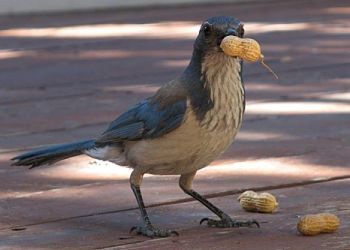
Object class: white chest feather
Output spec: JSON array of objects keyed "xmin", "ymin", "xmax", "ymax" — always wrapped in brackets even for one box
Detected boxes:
[{"xmin": 201, "ymin": 53, "xmax": 245, "ymax": 135}]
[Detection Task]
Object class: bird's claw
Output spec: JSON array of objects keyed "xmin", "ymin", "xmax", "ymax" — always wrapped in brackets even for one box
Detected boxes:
[
  {"xmin": 130, "ymin": 225, "xmax": 179, "ymax": 238},
  {"xmin": 200, "ymin": 217, "xmax": 260, "ymax": 228}
]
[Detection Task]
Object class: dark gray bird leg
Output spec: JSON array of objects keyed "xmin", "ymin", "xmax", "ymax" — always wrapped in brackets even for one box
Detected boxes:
[
  {"xmin": 179, "ymin": 171, "xmax": 259, "ymax": 228},
  {"xmin": 129, "ymin": 170, "xmax": 178, "ymax": 237}
]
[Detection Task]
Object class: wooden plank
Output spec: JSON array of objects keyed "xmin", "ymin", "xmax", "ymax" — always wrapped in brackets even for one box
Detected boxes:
[{"xmin": 1, "ymin": 179, "xmax": 349, "ymax": 249}]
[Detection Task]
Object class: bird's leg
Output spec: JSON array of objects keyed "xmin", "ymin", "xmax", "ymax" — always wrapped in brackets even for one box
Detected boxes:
[
  {"xmin": 179, "ymin": 172, "xmax": 259, "ymax": 228},
  {"xmin": 129, "ymin": 169, "xmax": 178, "ymax": 238}
]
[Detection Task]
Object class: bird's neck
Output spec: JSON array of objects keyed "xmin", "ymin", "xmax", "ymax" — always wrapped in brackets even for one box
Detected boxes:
[{"xmin": 182, "ymin": 50, "xmax": 245, "ymax": 124}]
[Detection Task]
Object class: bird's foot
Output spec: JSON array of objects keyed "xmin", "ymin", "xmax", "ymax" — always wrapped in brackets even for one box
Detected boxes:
[
  {"xmin": 200, "ymin": 216, "xmax": 260, "ymax": 228},
  {"xmin": 130, "ymin": 225, "xmax": 179, "ymax": 238}
]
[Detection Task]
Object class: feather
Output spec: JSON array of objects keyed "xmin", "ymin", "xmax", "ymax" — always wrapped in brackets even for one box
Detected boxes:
[{"xmin": 96, "ymin": 81, "xmax": 188, "ymax": 144}]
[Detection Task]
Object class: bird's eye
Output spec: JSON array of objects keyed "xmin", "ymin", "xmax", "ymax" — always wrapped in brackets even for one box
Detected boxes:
[{"xmin": 202, "ymin": 22, "xmax": 211, "ymax": 36}]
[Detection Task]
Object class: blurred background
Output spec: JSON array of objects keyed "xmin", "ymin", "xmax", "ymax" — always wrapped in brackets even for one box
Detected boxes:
[
  {"xmin": 1, "ymin": 0, "xmax": 235, "ymax": 15},
  {"xmin": 0, "ymin": 0, "xmax": 349, "ymax": 249}
]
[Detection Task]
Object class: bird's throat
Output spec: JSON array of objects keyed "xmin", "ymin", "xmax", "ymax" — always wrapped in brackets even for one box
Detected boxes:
[{"xmin": 200, "ymin": 53, "xmax": 245, "ymax": 131}]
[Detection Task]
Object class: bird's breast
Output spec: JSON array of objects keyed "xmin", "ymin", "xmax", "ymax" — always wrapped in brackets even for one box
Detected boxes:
[{"xmin": 126, "ymin": 102, "xmax": 241, "ymax": 175}]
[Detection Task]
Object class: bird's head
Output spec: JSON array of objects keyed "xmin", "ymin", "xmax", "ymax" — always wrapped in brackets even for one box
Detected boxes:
[
  {"xmin": 182, "ymin": 16, "xmax": 246, "ymax": 121},
  {"xmin": 194, "ymin": 16, "xmax": 244, "ymax": 56}
]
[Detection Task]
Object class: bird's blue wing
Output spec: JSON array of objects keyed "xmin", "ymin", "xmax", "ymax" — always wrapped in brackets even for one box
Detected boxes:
[{"xmin": 96, "ymin": 98, "xmax": 187, "ymax": 144}]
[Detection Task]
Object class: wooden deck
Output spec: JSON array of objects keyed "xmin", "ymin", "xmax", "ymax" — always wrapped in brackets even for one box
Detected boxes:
[{"xmin": 1, "ymin": 0, "xmax": 350, "ymax": 249}]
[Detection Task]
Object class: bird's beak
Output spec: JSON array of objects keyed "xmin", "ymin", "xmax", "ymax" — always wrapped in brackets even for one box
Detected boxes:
[
  {"xmin": 218, "ymin": 28, "xmax": 238, "ymax": 49},
  {"xmin": 226, "ymin": 28, "xmax": 238, "ymax": 37}
]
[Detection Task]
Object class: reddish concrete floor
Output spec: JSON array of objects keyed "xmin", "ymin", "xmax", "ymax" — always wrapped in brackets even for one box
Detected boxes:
[{"xmin": 0, "ymin": 0, "xmax": 350, "ymax": 249}]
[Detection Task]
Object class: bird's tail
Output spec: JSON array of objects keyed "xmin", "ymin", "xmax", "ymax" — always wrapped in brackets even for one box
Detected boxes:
[{"xmin": 11, "ymin": 139, "xmax": 95, "ymax": 169}]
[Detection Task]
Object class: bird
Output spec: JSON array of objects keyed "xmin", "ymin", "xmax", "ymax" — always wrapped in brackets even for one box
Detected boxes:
[{"xmin": 12, "ymin": 16, "xmax": 259, "ymax": 238}]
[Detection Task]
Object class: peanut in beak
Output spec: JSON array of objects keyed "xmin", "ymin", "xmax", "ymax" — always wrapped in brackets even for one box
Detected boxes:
[{"xmin": 220, "ymin": 36, "xmax": 278, "ymax": 79}]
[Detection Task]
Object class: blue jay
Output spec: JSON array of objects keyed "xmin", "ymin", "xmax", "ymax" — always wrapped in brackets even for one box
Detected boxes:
[{"xmin": 12, "ymin": 16, "xmax": 259, "ymax": 237}]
